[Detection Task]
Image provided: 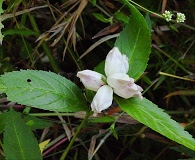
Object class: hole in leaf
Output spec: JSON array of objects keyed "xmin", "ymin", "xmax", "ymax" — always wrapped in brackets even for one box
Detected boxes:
[{"xmin": 27, "ymin": 79, "xmax": 31, "ymax": 82}]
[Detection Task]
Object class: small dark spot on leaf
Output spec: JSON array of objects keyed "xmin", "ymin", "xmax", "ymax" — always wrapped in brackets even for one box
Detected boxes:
[{"xmin": 27, "ymin": 79, "xmax": 31, "ymax": 82}]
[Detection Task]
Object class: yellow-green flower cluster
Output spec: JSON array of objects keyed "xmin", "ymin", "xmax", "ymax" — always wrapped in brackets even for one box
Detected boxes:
[
  {"xmin": 176, "ymin": 12, "xmax": 186, "ymax": 23},
  {"xmin": 162, "ymin": 10, "xmax": 173, "ymax": 22},
  {"xmin": 162, "ymin": 10, "xmax": 186, "ymax": 23}
]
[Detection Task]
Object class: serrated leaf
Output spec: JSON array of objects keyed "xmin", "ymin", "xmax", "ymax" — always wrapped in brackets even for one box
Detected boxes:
[
  {"xmin": 0, "ymin": 70, "xmax": 87, "ymax": 112},
  {"xmin": 115, "ymin": 97, "xmax": 195, "ymax": 151},
  {"xmin": 3, "ymin": 109, "xmax": 42, "ymax": 160},
  {"xmin": 115, "ymin": 1, "xmax": 151, "ymax": 80}
]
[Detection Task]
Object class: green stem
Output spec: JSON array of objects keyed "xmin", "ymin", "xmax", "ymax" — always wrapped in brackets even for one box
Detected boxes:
[
  {"xmin": 60, "ymin": 110, "xmax": 92, "ymax": 160},
  {"xmin": 29, "ymin": 112, "xmax": 75, "ymax": 117},
  {"xmin": 127, "ymin": 0, "xmax": 162, "ymax": 17},
  {"xmin": 127, "ymin": 0, "xmax": 195, "ymax": 31},
  {"xmin": 92, "ymin": 1, "xmax": 112, "ymax": 17},
  {"xmin": 64, "ymin": 39, "xmax": 84, "ymax": 71},
  {"xmin": 28, "ymin": 13, "xmax": 60, "ymax": 73}
]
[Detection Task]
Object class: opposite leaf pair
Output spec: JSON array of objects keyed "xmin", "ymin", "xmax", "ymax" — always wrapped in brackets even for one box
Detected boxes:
[{"xmin": 77, "ymin": 47, "xmax": 143, "ymax": 116}]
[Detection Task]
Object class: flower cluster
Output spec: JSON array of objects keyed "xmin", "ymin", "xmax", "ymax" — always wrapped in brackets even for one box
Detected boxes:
[
  {"xmin": 77, "ymin": 47, "xmax": 143, "ymax": 116},
  {"xmin": 176, "ymin": 12, "xmax": 186, "ymax": 23},
  {"xmin": 162, "ymin": 10, "xmax": 186, "ymax": 23},
  {"xmin": 162, "ymin": 10, "xmax": 173, "ymax": 22}
]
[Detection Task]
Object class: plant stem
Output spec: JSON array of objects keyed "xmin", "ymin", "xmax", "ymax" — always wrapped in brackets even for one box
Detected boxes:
[
  {"xmin": 65, "ymin": 41, "xmax": 84, "ymax": 71},
  {"xmin": 60, "ymin": 110, "xmax": 92, "ymax": 160},
  {"xmin": 29, "ymin": 112, "xmax": 75, "ymax": 117},
  {"xmin": 159, "ymin": 71, "xmax": 195, "ymax": 82},
  {"xmin": 127, "ymin": 0, "xmax": 195, "ymax": 31},
  {"xmin": 28, "ymin": 13, "xmax": 60, "ymax": 73},
  {"xmin": 90, "ymin": 0, "xmax": 112, "ymax": 17},
  {"xmin": 127, "ymin": 0, "xmax": 162, "ymax": 17}
]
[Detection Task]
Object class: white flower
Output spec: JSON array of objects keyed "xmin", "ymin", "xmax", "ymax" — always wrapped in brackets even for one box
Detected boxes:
[
  {"xmin": 105, "ymin": 47, "xmax": 129, "ymax": 76},
  {"xmin": 91, "ymin": 85, "xmax": 113, "ymax": 116},
  {"xmin": 176, "ymin": 12, "xmax": 186, "ymax": 23},
  {"xmin": 107, "ymin": 73, "xmax": 134, "ymax": 90},
  {"xmin": 77, "ymin": 47, "xmax": 143, "ymax": 116},
  {"xmin": 77, "ymin": 70, "xmax": 106, "ymax": 92},
  {"xmin": 162, "ymin": 10, "xmax": 173, "ymax": 22},
  {"xmin": 113, "ymin": 82, "xmax": 143, "ymax": 100}
]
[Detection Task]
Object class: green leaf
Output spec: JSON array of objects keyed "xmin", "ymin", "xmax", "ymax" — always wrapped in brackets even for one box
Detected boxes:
[
  {"xmin": 0, "ymin": 112, "xmax": 8, "ymax": 133},
  {"xmin": 110, "ymin": 122, "xmax": 118, "ymax": 139},
  {"xmin": 115, "ymin": 97, "xmax": 195, "ymax": 151},
  {"xmin": 145, "ymin": 12, "xmax": 152, "ymax": 31},
  {"xmin": 3, "ymin": 109, "xmax": 42, "ymax": 160},
  {"xmin": 23, "ymin": 115, "xmax": 51, "ymax": 130},
  {"xmin": 3, "ymin": 28, "xmax": 37, "ymax": 36},
  {"xmin": 92, "ymin": 0, "xmax": 97, "ymax": 5},
  {"xmin": 0, "ymin": 70, "xmax": 87, "ymax": 112},
  {"xmin": 0, "ymin": 83, "xmax": 6, "ymax": 93},
  {"xmin": 92, "ymin": 13, "xmax": 112, "ymax": 23},
  {"xmin": 114, "ymin": 11, "xmax": 129, "ymax": 24},
  {"xmin": 115, "ymin": 1, "xmax": 151, "ymax": 80},
  {"xmin": 7, "ymin": 0, "xmax": 21, "ymax": 12},
  {"xmin": 94, "ymin": 61, "xmax": 105, "ymax": 76},
  {"xmin": 171, "ymin": 146, "xmax": 195, "ymax": 158},
  {"xmin": 0, "ymin": 0, "xmax": 3, "ymax": 14}
]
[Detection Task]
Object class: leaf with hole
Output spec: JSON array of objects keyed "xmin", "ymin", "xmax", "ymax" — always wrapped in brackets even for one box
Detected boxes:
[{"xmin": 0, "ymin": 70, "xmax": 87, "ymax": 112}]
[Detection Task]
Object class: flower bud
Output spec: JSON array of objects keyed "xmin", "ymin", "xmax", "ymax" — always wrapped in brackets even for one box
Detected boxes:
[
  {"xmin": 91, "ymin": 85, "xmax": 113, "ymax": 116},
  {"xmin": 105, "ymin": 47, "xmax": 129, "ymax": 77},
  {"xmin": 107, "ymin": 73, "xmax": 134, "ymax": 90},
  {"xmin": 113, "ymin": 82, "xmax": 143, "ymax": 100},
  {"xmin": 77, "ymin": 70, "xmax": 106, "ymax": 92}
]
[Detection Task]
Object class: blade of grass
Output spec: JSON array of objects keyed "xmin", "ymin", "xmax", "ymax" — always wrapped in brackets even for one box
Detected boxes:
[{"xmin": 28, "ymin": 13, "xmax": 60, "ymax": 73}]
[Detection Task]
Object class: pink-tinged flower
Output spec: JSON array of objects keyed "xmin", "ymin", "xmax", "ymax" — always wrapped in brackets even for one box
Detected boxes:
[
  {"xmin": 107, "ymin": 73, "xmax": 134, "ymax": 90},
  {"xmin": 77, "ymin": 70, "xmax": 106, "ymax": 92},
  {"xmin": 77, "ymin": 47, "xmax": 143, "ymax": 116},
  {"xmin": 91, "ymin": 85, "xmax": 113, "ymax": 116},
  {"xmin": 113, "ymin": 83, "xmax": 143, "ymax": 100}
]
